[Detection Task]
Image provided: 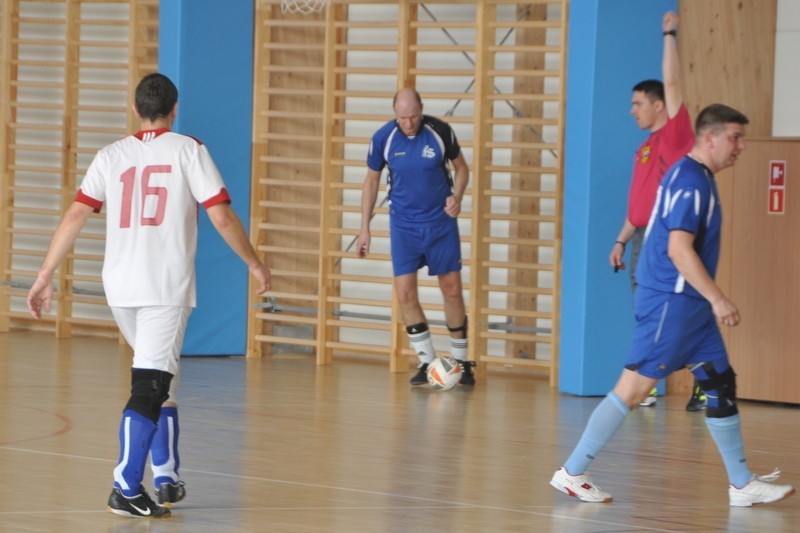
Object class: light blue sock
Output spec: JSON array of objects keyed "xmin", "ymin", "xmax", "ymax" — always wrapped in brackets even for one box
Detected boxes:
[
  {"xmin": 564, "ymin": 391, "xmax": 630, "ymax": 475},
  {"xmin": 705, "ymin": 415, "xmax": 752, "ymax": 488}
]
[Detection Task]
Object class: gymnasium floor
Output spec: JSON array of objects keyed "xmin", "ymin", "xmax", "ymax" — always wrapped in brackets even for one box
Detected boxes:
[{"xmin": 1, "ymin": 331, "xmax": 798, "ymax": 532}]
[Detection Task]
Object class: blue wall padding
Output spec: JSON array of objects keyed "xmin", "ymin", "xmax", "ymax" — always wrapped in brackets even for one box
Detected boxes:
[
  {"xmin": 560, "ymin": 0, "xmax": 678, "ymax": 394},
  {"xmin": 159, "ymin": 1, "xmax": 255, "ymax": 355}
]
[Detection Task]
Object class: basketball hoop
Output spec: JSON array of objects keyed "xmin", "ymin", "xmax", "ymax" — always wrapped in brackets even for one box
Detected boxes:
[{"xmin": 281, "ymin": 0, "xmax": 330, "ymax": 15}]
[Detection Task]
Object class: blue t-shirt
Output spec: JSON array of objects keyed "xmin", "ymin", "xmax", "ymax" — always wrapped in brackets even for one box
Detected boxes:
[
  {"xmin": 366, "ymin": 115, "xmax": 460, "ymax": 225},
  {"xmin": 636, "ymin": 156, "xmax": 721, "ymax": 299}
]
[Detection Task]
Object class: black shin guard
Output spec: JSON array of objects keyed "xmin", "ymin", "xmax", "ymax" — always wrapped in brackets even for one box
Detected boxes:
[
  {"xmin": 406, "ymin": 322, "xmax": 429, "ymax": 335},
  {"xmin": 696, "ymin": 363, "xmax": 738, "ymax": 418},
  {"xmin": 125, "ymin": 368, "xmax": 173, "ymax": 423}
]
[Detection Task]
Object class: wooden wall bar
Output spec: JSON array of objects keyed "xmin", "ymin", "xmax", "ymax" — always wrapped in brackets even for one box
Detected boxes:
[
  {"xmin": 250, "ymin": 0, "xmax": 568, "ymax": 384},
  {"xmin": 0, "ymin": 1, "xmax": 782, "ymax": 393},
  {"xmin": 0, "ymin": 0, "xmax": 158, "ymax": 338}
]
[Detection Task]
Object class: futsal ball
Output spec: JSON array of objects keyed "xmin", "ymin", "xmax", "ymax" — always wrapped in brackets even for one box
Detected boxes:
[{"xmin": 426, "ymin": 356, "xmax": 463, "ymax": 391}]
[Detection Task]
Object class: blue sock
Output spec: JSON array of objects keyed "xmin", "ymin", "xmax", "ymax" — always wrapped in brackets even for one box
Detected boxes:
[
  {"xmin": 564, "ymin": 391, "xmax": 630, "ymax": 475},
  {"xmin": 113, "ymin": 409, "xmax": 157, "ymax": 497},
  {"xmin": 705, "ymin": 415, "xmax": 752, "ymax": 488},
  {"xmin": 151, "ymin": 406, "xmax": 181, "ymax": 488}
]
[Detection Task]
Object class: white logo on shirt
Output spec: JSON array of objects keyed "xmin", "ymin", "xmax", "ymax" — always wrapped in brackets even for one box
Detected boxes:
[
  {"xmin": 422, "ymin": 145, "xmax": 435, "ymax": 159},
  {"xmin": 394, "ymin": 151, "xmax": 406, "ymax": 157}
]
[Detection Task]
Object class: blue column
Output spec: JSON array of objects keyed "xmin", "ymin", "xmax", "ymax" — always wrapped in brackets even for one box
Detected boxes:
[
  {"xmin": 159, "ymin": 1, "xmax": 255, "ymax": 355},
  {"xmin": 560, "ymin": 0, "xmax": 677, "ymax": 394}
]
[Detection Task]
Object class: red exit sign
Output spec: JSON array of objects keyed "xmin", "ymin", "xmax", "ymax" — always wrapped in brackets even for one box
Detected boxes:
[{"xmin": 768, "ymin": 160, "xmax": 786, "ymax": 215}]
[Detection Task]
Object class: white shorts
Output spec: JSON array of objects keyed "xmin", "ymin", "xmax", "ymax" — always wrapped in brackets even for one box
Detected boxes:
[{"xmin": 111, "ymin": 306, "xmax": 192, "ymax": 402}]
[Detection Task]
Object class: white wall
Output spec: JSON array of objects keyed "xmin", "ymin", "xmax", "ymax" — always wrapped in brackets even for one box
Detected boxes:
[{"xmin": 773, "ymin": 0, "xmax": 800, "ymax": 136}]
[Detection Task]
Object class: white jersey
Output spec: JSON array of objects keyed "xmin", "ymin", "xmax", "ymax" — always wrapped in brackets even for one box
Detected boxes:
[{"xmin": 77, "ymin": 129, "xmax": 229, "ymax": 307}]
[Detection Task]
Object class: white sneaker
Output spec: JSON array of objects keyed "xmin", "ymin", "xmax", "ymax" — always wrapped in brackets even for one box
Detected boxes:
[
  {"xmin": 550, "ymin": 467, "xmax": 613, "ymax": 503},
  {"xmin": 729, "ymin": 469, "xmax": 796, "ymax": 507},
  {"xmin": 639, "ymin": 388, "xmax": 657, "ymax": 407}
]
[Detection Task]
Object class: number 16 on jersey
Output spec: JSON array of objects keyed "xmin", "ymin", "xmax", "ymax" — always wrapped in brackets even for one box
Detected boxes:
[{"xmin": 119, "ymin": 165, "xmax": 171, "ymax": 228}]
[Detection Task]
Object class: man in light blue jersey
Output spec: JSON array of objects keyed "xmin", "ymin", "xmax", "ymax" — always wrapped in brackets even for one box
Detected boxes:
[
  {"xmin": 550, "ymin": 104, "xmax": 795, "ymax": 507},
  {"xmin": 356, "ymin": 88, "xmax": 475, "ymax": 386}
]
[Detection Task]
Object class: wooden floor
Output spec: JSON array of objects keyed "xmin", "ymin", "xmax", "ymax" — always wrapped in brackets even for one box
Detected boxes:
[{"xmin": 1, "ymin": 332, "xmax": 799, "ymax": 532}]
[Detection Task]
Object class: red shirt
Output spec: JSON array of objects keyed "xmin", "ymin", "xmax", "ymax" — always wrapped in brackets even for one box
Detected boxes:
[{"xmin": 627, "ymin": 104, "xmax": 694, "ymax": 227}]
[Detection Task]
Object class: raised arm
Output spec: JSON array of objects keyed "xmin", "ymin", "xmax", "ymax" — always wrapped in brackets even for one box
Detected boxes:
[
  {"xmin": 355, "ymin": 168, "xmax": 382, "ymax": 257},
  {"xmin": 206, "ymin": 202, "xmax": 271, "ymax": 294},
  {"xmin": 662, "ymin": 11, "xmax": 683, "ymax": 118}
]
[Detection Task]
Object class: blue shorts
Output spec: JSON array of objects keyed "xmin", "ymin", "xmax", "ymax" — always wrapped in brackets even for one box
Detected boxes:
[
  {"xmin": 625, "ymin": 287, "xmax": 728, "ymax": 379},
  {"xmin": 390, "ymin": 216, "xmax": 462, "ymax": 277}
]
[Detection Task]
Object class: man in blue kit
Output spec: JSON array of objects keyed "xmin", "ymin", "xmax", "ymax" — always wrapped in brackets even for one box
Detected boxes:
[
  {"xmin": 550, "ymin": 104, "xmax": 795, "ymax": 507},
  {"xmin": 356, "ymin": 88, "xmax": 475, "ymax": 386}
]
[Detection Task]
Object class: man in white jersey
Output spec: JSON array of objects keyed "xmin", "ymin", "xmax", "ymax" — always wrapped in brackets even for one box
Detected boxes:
[{"xmin": 27, "ymin": 73, "xmax": 270, "ymax": 519}]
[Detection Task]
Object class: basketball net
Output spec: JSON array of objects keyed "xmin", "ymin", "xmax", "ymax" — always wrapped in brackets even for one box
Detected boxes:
[{"xmin": 281, "ymin": 0, "xmax": 330, "ymax": 15}]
